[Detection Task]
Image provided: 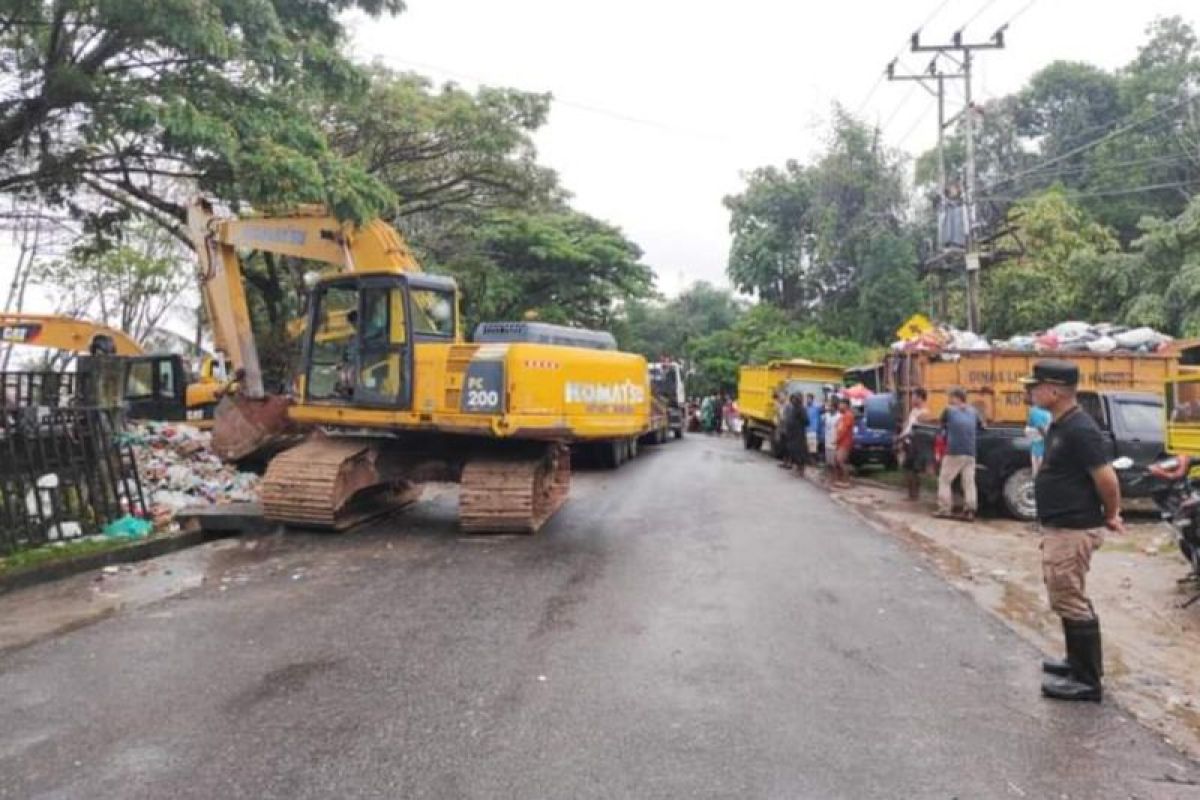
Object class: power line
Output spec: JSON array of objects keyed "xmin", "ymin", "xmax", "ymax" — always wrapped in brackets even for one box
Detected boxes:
[
  {"xmin": 854, "ymin": 0, "xmax": 956, "ymax": 117},
  {"xmin": 376, "ymin": 54, "xmax": 742, "ymax": 146},
  {"xmin": 959, "ymin": 0, "xmax": 1003, "ymax": 31},
  {"xmin": 881, "ymin": 83, "xmax": 921, "ymax": 133},
  {"xmin": 984, "ymin": 96, "xmax": 1194, "ymax": 191},
  {"xmin": 896, "ymin": 97, "xmax": 939, "ymax": 148},
  {"xmin": 987, "ymin": 152, "xmax": 1194, "ymax": 185},
  {"xmin": 979, "ymin": 178, "xmax": 1200, "ymax": 203}
]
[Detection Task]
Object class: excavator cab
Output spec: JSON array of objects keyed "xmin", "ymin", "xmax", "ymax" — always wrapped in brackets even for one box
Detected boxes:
[{"xmin": 301, "ymin": 272, "xmax": 457, "ymax": 409}]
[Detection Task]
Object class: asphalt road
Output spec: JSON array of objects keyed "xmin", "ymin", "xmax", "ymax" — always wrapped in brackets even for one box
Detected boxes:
[{"xmin": 2, "ymin": 434, "xmax": 1199, "ymax": 799}]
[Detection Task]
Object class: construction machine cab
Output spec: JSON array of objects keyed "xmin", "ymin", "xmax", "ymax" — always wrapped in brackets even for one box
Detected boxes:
[{"xmin": 301, "ymin": 272, "xmax": 459, "ymax": 409}]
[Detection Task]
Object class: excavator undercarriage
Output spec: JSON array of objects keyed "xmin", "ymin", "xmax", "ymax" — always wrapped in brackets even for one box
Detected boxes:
[{"xmin": 256, "ymin": 430, "xmax": 570, "ymax": 533}]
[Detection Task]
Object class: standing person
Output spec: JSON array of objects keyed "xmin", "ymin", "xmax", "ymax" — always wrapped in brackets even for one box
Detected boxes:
[
  {"xmin": 833, "ymin": 397, "xmax": 856, "ymax": 488},
  {"xmin": 1022, "ymin": 360, "xmax": 1124, "ymax": 702},
  {"xmin": 897, "ymin": 388, "xmax": 930, "ymax": 501},
  {"xmin": 806, "ymin": 393, "xmax": 823, "ymax": 461},
  {"xmin": 935, "ymin": 388, "xmax": 983, "ymax": 521},
  {"xmin": 782, "ymin": 393, "xmax": 809, "ymax": 476},
  {"xmin": 823, "ymin": 397, "xmax": 840, "ymax": 478},
  {"xmin": 1026, "ymin": 403, "xmax": 1053, "ymax": 476},
  {"xmin": 700, "ymin": 395, "xmax": 715, "ymax": 434}
]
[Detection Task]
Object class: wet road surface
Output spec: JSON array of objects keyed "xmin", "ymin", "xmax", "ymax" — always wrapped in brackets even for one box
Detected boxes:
[{"xmin": 1, "ymin": 434, "xmax": 1198, "ymax": 798}]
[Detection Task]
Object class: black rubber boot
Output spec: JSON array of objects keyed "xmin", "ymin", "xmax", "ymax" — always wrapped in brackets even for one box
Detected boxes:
[
  {"xmin": 1042, "ymin": 618, "xmax": 1072, "ymax": 677},
  {"xmin": 1042, "ymin": 617, "xmax": 1102, "ymax": 702},
  {"xmin": 1042, "ymin": 657, "xmax": 1071, "ymax": 677}
]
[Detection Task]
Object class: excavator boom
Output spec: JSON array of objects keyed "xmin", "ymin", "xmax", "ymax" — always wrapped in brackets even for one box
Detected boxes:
[
  {"xmin": 187, "ymin": 198, "xmax": 425, "ymax": 461},
  {"xmin": 0, "ymin": 313, "xmax": 144, "ymax": 357}
]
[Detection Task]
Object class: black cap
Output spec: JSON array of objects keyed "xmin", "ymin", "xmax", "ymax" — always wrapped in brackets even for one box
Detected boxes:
[{"xmin": 1020, "ymin": 359, "xmax": 1079, "ymax": 387}]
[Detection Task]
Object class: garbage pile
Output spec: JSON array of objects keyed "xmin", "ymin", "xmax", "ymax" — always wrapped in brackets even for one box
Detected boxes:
[
  {"xmin": 121, "ymin": 421, "xmax": 259, "ymax": 528},
  {"xmin": 892, "ymin": 320, "xmax": 1175, "ymax": 354}
]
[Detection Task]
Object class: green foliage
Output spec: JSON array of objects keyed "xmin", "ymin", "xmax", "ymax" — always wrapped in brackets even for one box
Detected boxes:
[
  {"xmin": 918, "ymin": 16, "xmax": 1200, "ymax": 244},
  {"xmin": 328, "ymin": 67, "xmax": 560, "ymax": 222},
  {"xmin": 724, "ymin": 108, "xmax": 918, "ymax": 343},
  {"xmin": 435, "ymin": 209, "xmax": 655, "ymax": 331},
  {"xmin": 982, "ymin": 188, "xmax": 1118, "ymax": 337},
  {"xmin": 615, "ymin": 282, "xmax": 744, "ymax": 361},
  {"xmin": 36, "ymin": 220, "xmax": 192, "ymax": 343},
  {"xmin": 0, "ymin": 0, "xmax": 404, "ymax": 233},
  {"xmin": 619, "ymin": 289, "xmax": 872, "ymax": 396}
]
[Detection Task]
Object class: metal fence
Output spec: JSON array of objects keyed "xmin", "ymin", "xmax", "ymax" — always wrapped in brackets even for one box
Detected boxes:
[
  {"xmin": 0, "ymin": 371, "xmax": 77, "ymax": 409},
  {"xmin": 0, "ymin": 403, "xmax": 146, "ymax": 554}
]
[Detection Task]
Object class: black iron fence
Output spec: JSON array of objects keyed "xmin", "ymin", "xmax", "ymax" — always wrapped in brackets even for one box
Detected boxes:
[
  {"xmin": 0, "ymin": 371, "xmax": 77, "ymax": 409},
  {"xmin": 0, "ymin": 403, "xmax": 146, "ymax": 554}
]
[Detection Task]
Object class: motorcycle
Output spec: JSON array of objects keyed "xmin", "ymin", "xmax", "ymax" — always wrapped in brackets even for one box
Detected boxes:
[{"xmin": 1118, "ymin": 454, "xmax": 1200, "ymax": 583}]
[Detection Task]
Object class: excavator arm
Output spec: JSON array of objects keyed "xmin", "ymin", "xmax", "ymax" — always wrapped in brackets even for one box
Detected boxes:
[
  {"xmin": 187, "ymin": 198, "xmax": 423, "ymax": 398},
  {"xmin": 186, "ymin": 197, "xmax": 425, "ymax": 460},
  {"xmin": 0, "ymin": 312, "xmax": 145, "ymax": 357}
]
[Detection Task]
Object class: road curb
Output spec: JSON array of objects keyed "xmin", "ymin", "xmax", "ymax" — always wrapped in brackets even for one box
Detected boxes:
[
  {"xmin": 0, "ymin": 530, "xmax": 220, "ymax": 596},
  {"xmin": 0, "ymin": 529, "xmax": 233, "ymax": 596}
]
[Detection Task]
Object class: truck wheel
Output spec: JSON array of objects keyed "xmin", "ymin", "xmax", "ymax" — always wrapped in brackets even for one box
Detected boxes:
[
  {"xmin": 1002, "ymin": 467, "xmax": 1037, "ymax": 521},
  {"xmin": 742, "ymin": 429, "xmax": 763, "ymax": 451},
  {"xmin": 656, "ymin": 426, "xmax": 667, "ymax": 445},
  {"xmin": 628, "ymin": 436, "xmax": 639, "ymax": 459},
  {"xmin": 600, "ymin": 440, "xmax": 622, "ymax": 469},
  {"xmin": 673, "ymin": 427, "xmax": 683, "ymax": 440}
]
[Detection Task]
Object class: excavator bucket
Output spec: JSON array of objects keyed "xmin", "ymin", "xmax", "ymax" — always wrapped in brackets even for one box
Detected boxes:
[{"xmin": 211, "ymin": 394, "xmax": 292, "ymax": 463}]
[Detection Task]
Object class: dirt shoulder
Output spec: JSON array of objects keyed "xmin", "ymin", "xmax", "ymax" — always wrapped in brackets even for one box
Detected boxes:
[{"xmin": 826, "ymin": 476, "xmax": 1200, "ymax": 759}]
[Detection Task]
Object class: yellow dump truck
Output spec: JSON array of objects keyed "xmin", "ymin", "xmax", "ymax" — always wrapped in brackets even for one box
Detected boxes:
[
  {"xmin": 737, "ymin": 359, "xmax": 844, "ymax": 454},
  {"xmin": 884, "ymin": 344, "xmax": 1200, "ymax": 520},
  {"xmin": 1166, "ymin": 372, "xmax": 1200, "ymax": 456}
]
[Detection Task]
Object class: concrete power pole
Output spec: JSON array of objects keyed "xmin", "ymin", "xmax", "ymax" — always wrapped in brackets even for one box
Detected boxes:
[
  {"xmin": 912, "ymin": 28, "xmax": 1006, "ymax": 333},
  {"xmin": 887, "ymin": 58, "xmax": 965, "ymax": 321}
]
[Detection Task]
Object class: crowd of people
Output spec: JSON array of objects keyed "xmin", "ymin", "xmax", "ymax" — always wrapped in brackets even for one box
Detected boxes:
[
  {"xmin": 776, "ymin": 390, "xmax": 857, "ymax": 488},
  {"xmin": 689, "ymin": 393, "xmax": 741, "ymax": 435}
]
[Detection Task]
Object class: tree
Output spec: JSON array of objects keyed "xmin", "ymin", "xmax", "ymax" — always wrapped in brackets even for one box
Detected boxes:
[
  {"xmin": 437, "ymin": 208, "xmax": 655, "ymax": 331},
  {"xmin": 327, "ymin": 67, "xmax": 561, "ymax": 225},
  {"xmin": 724, "ymin": 161, "xmax": 813, "ymax": 309},
  {"xmin": 983, "ymin": 188, "xmax": 1118, "ymax": 337},
  {"xmin": 724, "ymin": 107, "xmax": 916, "ymax": 342},
  {"xmin": 616, "ymin": 282, "xmax": 743, "ymax": 360},
  {"xmin": 35, "ymin": 219, "xmax": 192, "ymax": 343},
  {"xmin": 0, "ymin": 0, "xmax": 402, "ymax": 241}
]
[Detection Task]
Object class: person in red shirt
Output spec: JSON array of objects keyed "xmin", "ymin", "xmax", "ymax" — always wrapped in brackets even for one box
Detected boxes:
[{"xmin": 833, "ymin": 397, "xmax": 856, "ymax": 488}]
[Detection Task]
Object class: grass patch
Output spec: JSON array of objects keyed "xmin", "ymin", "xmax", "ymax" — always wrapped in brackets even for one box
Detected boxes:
[{"xmin": 0, "ymin": 537, "xmax": 132, "ymax": 576}]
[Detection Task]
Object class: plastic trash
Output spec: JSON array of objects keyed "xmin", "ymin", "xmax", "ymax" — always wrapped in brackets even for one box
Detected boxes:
[
  {"xmin": 1087, "ymin": 336, "xmax": 1118, "ymax": 353},
  {"xmin": 102, "ymin": 514, "xmax": 153, "ymax": 540},
  {"xmin": 1051, "ymin": 321, "xmax": 1093, "ymax": 343},
  {"xmin": 1114, "ymin": 327, "xmax": 1162, "ymax": 349},
  {"xmin": 46, "ymin": 521, "xmax": 83, "ymax": 540}
]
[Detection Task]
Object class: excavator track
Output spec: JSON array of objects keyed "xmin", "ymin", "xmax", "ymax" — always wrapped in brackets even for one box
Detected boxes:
[
  {"xmin": 459, "ymin": 444, "xmax": 570, "ymax": 534},
  {"xmin": 260, "ymin": 435, "xmax": 420, "ymax": 530}
]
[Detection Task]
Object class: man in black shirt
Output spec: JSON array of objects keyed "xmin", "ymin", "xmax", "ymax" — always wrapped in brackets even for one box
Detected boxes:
[{"xmin": 1021, "ymin": 360, "xmax": 1124, "ymax": 702}]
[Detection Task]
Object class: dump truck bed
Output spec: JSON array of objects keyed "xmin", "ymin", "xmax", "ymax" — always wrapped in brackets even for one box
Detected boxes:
[
  {"xmin": 886, "ymin": 348, "xmax": 1191, "ymax": 425},
  {"xmin": 738, "ymin": 359, "xmax": 845, "ymax": 425}
]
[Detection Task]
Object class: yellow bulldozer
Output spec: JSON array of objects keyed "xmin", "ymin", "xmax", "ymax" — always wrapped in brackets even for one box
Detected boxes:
[{"xmin": 188, "ymin": 199, "xmax": 653, "ymax": 533}]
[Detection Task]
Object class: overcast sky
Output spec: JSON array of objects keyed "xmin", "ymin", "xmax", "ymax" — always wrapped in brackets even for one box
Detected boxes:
[
  {"xmin": 3, "ymin": 0, "xmax": 1197, "ymax": 316},
  {"xmin": 346, "ymin": 0, "xmax": 1198, "ymax": 295}
]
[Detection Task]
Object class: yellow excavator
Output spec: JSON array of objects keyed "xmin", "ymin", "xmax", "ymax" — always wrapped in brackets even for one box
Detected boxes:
[
  {"xmin": 188, "ymin": 199, "xmax": 652, "ymax": 532},
  {"xmin": 0, "ymin": 312, "xmax": 224, "ymax": 425}
]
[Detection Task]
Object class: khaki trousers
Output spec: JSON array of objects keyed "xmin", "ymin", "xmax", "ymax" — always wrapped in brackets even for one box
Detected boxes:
[
  {"xmin": 937, "ymin": 455, "xmax": 977, "ymax": 514},
  {"xmin": 1041, "ymin": 527, "xmax": 1105, "ymax": 621}
]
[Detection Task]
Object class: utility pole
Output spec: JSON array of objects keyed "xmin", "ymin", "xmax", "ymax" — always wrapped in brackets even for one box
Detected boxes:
[
  {"xmin": 912, "ymin": 27, "xmax": 1006, "ymax": 333},
  {"xmin": 886, "ymin": 58, "xmax": 964, "ymax": 321}
]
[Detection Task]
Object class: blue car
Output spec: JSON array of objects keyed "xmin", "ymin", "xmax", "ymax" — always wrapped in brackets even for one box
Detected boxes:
[{"xmin": 851, "ymin": 403, "xmax": 896, "ymax": 469}]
